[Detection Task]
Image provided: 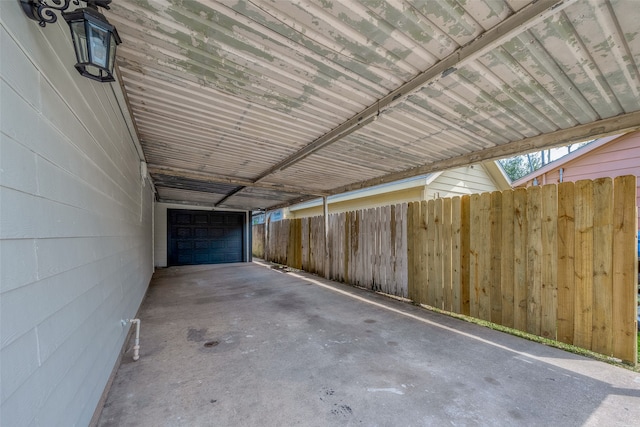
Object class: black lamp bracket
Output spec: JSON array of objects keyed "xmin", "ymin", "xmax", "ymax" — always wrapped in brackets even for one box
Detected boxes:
[{"xmin": 19, "ymin": 0, "xmax": 112, "ymax": 27}]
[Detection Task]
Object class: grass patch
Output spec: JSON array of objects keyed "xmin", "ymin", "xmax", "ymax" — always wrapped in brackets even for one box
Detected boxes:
[{"xmin": 420, "ymin": 304, "xmax": 640, "ymax": 373}]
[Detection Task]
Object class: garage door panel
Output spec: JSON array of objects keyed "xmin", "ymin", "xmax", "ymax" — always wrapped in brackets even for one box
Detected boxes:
[
  {"xmin": 225, "ymin": 254, "xmax": 241, "ymax": 262},
  {"xmin": 195, "ymin": 240, "xmax": 209, "ymax": 249},
  {"xmin": 227, "ymin": 239, "xmax": 242, "ymax": 249},
  {"xmin": 210, "ymin": 228, "xmax": 225, "ymax": 238},
  {"xmin": 168, "ymin": 210, "xmax": 245, "ymax": 266},
  {"xmin": 195, "ymin": 228, "xmax": 208, "ymax": 238},
  {"xmin": 210, "ymin": 240, "xmax": 226, "ymax": 249},
  {"xmin": 193, "ymin": 252, "xmax": 211, "ymax": 263},
  {"xmin": 176, "ymin": 227, "xmax": 191, "ymax": 238},
  {"xmin": 194, "ymin": 214, "xmax": 209, "ymax": 224},
  {"xmin": 175, "ymin": 214, "xmax": 192, "ymax": 224},
  {"xmin": 177, "ymin": 241, "xmax": 193, "ymax": 249},
  {"xmin": 178, "ymin": 253, "xmax": 193, "ymax": 264}
]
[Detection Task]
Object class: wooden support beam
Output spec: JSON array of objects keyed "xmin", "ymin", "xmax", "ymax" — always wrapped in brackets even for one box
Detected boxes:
[
  {"xmin": 148, "ymin": 165, "xmax": 329, "ymax": 197},
  {"xmin": 329, "ymin": 112, "xmax": 640, "ymax": 197}
]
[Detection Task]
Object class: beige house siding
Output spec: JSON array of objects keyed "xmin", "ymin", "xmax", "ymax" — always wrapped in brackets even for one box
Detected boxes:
[
  {"xmin": 288, "ymin": 163, "xmax": 509, "ymax": 219},
  {"xmin": 424, "ymin": 165, "xmax": 506, "ymax": 200},
  {"xmin": 289, "ymin": 187, "xmax": 423, "ymax": 218}
]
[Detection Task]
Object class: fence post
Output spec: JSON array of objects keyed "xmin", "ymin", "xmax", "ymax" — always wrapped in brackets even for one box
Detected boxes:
[{"xmin": 323, "ymin": 196, "xmax": 330, "ymax": 278}]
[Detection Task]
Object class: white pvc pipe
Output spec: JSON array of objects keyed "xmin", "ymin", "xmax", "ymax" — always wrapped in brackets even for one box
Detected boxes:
[{"xmin": 127, "ymin": 319, "xmax": 141, "ymax": 361}]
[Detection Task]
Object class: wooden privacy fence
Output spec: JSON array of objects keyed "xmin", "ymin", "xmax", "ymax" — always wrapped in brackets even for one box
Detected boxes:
[
  {"xmin": 326, "ymin": 205, "xmax": 408, "ymax": 297},
  {"xmin": 252, "ymin": 223, "xmax": 265, "ymax": 258},
  {"xmin": 261, "ymin": 205, "xmax": 408, "ymax": 295},
  {"xmin": 265, "ymin": 216, "xmax": 326, "ymax": 276},
  {"xmin": 258, "ymin": 176, "xmax": 638, "ymax": 363}
]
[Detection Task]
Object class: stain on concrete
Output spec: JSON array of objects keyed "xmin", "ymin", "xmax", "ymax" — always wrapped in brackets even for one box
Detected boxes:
[
  {"xmin": 331, "ymin": 404, "xmax": 353, "ymax": 416},
  {"xmin": 187, "ymin": 328, "xmax": 208, "ymax": 342},
  {"xmin": 509, "ymin": 409, "xmax": 524, "ymax": 419},
  {"xmin": 484, "ymin": 377, "xmax": 501, "ymax": 386}
]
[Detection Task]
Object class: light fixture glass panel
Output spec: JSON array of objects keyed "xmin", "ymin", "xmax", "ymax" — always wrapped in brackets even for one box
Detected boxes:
[
  {"xmin": 108, "ymin": 32, "xmax": 117, "ymax": 73},
  {"xmin": 87, "ymin": 21, "xmax": 109, "ymax": 69},
  {"xmin": 70, "ymin": 21, "xmax": 88, "ymax": 63}
]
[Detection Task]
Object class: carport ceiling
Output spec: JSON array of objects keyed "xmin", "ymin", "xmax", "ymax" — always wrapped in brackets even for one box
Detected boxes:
[{"xmin": 105, "ymin": 0, "xmax": 640, "ymax": 210}]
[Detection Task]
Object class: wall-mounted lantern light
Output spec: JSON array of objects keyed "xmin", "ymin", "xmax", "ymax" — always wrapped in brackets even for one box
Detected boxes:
[{"xmin": 19, "ymin": 0, "xmax": 121, "ymax": 82}]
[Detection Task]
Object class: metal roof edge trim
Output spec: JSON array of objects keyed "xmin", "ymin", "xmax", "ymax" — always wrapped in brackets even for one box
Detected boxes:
[
  {"xmin": 288, "ymin": 173, "xmax": 434, "ymax": 211},
  {"xmin": 156, "ymin": 200, "xmax": 250, "ymax": 212}
]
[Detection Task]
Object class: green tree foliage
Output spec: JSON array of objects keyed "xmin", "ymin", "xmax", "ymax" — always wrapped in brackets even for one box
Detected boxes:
[
  {"xmin": 499, "ymin": 153, "xmax": 541, "ymax": 182},
  {"xmin": 499, "ymin": 141, "xmax": 592, "ymax": 182}
]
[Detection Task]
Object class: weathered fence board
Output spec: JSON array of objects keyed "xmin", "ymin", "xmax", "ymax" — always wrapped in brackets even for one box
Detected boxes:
[
  {"xmin": 407, "ymin": 203, "xmax": 416, "ymax": 301},
  {"xmin": 260, "ymin": 176, "xmax": 637, "ymax": 364},
  {"xmin": 396, "ymin": 203, "xmax": 408, "ymax": 298},
  {"xmin": 252, "ymin": 223, "xmax": 265, "ymax": 258}
]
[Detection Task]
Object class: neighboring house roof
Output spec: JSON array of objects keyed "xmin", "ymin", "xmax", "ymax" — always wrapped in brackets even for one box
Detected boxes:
[
  {"xmin": 288, "ymin": 173, "xmax": 433, "ymax": 212},
  {"xmin": 510, "ymin": 131, "xmax": 640, "ymax": 230},
  {"xmin": 288, "ymin": 161, "xmax": 510, "ymax": 212},
  {"xmin": 511, "ymin": 133, "xmax": 623, "ymax": 187}
]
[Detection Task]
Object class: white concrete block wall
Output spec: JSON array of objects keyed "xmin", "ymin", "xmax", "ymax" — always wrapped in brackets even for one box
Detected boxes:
[{"xmin": 1, "ymin": 5, "xmax": 153, "ymax": 426}]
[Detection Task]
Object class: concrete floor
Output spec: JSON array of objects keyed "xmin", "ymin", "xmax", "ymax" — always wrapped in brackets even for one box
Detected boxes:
[{"xmin": 98, "ymin": 262, "xmax": 640, "ymax": 427}]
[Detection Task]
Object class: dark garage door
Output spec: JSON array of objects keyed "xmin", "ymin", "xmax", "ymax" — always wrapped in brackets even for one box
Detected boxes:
[{"xmin": 168, "ymin": 210, "xmax": 245, "ymax": 266}]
